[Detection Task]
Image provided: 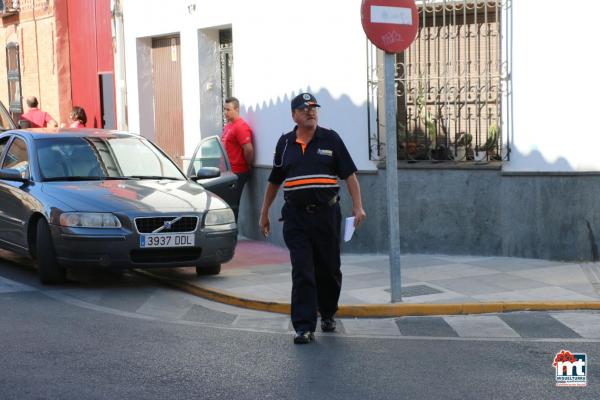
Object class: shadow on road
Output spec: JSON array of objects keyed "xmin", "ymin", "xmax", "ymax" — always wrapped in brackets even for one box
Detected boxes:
[{"xmin": 0, "ymin": 249, "xmax": 192, "ymax": 290}]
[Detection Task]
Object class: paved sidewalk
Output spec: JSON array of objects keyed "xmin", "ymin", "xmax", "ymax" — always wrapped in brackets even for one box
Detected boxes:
[{"xmin": 144, "ymin": 239, "xmax": 600, "ymax": 316}]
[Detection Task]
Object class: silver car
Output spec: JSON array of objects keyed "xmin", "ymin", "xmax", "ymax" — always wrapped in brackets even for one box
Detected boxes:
[{"xmin": 0, "ymin": 129, "xmax": 242, "ymax": 284}]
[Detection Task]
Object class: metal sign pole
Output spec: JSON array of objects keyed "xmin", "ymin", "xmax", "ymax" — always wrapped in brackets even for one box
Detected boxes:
[
  {"xmin": 361, "ymin": 0, "xmax": 417, "ymax": 303},
  {"xmin": 384, "ymin": 52, "xmax": 402, "ymax": 302}
]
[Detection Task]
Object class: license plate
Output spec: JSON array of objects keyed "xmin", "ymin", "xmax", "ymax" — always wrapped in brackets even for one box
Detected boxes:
[{"xmin": 139, "ymin": 233, "xmax": 195, "ymax": 248}]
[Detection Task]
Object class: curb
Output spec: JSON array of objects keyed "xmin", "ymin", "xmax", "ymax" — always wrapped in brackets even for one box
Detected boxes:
[{"xmin": 136, "ymin": 270, "xmax": 600, "ymax": 318}]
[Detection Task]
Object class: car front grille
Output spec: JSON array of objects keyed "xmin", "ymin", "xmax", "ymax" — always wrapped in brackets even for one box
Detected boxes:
[{"xmin": 135, "ymin": 216, "xmax": 199, "ymax": 233}]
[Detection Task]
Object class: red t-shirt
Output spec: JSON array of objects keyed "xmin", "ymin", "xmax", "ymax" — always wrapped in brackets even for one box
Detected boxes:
[
  {"xmin": 222, "ymin": 118, "xmax": 253, "ymax": 174},
  {"xmin": 70, "ymin": 121, "xmax": 85, "ymax": 128},
  {"xmin": 22, "ymin": 108, "xmax": 54, "ymax": 128}
]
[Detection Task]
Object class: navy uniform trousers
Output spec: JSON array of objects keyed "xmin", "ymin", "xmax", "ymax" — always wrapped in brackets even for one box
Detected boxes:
[{"xmin": 282, "ymin": 201, "xmax": 342, "ymax": 333}]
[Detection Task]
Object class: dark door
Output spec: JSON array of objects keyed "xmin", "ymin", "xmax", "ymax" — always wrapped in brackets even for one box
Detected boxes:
[
  {"xmin": 99, "ymin": 73, "xmax": 116, "ymax": 129},
  {"xmin": 152, "ymin": 36, "xmax": 185, "ymax": 168},
  {"xmin": 186, "ymin": 136, "xmax": 240, "ymax": 215}
]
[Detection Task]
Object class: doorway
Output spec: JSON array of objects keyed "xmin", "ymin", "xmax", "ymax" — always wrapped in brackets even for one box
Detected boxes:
[{"xmin": 151, "ymin": 36, "xmax": 184, "ymax": 167}]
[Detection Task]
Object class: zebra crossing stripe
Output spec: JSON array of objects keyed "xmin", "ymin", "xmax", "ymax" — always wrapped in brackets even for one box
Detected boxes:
[
  {"xmin": 500, "ymin": 312, "xmax": 581, "ymax": 338},
  {"xmin": 0, "ymin": 276, "xmax": 36, "ymax": 294},
  {"xmin": 550, "ymin": 312, "xmax": 600, "ymax": 338},
  {"xmin": 395, "ymin": 316, "xmax": 458, "ymax": 337},
  {"xmin": 444, "ymin": 315, "xmax": 520, "ymax": 338},
  {"xmin": 343, "ymin": 318, "xmax": 402, "ymax": 336},
  {"xmin": 233, "ymin": 315, "xmax": 290, "ymax": 331},
  {"xmin": 135, "ymin": 290, "xmax": 196, "ymax": 319}
]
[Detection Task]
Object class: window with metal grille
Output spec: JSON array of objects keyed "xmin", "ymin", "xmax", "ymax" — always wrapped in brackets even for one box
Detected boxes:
[
  {"xmin": 219, "ymin": 28, "xmax": 234, "ymax": 127},
  {"xmin": 0, "ymin": 0, "xmax": 20, "ymax": 16},
  {"xmin": 367, "ymin": 0, "xmax": 511, "ymax": 163},
  {"xmin": 5, "ymin": 42, "xmax": 22, "ymax": 120}
]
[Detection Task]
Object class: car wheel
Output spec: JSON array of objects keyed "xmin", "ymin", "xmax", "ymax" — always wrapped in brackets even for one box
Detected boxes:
[
  {"xmin": 195, "ymin": 264, "xmax": 221, "ymax": 276},
  {"xmin": 36, "ymin": 218, "xmax": 66, "ymax": 284}
]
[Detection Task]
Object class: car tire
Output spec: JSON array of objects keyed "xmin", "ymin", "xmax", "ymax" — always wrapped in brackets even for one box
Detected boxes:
[
  {"xmin": 36, "ymin": 218, "xmax": 66, "ymax": 284},
  {"xmin": 195, "ymin": 264, "xmax": 221, "ymax": 276}
]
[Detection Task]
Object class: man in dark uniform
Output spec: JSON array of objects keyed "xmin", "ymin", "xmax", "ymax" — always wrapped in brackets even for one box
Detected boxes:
[{"xmin": 259, "ymin": 92, "xmax": 366, "ymax": 344}]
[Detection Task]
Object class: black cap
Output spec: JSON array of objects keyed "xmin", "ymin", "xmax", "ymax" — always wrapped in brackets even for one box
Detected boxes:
[{"xmin": 291, "ymin": 92, "xmax": 321, "ymax": 111}]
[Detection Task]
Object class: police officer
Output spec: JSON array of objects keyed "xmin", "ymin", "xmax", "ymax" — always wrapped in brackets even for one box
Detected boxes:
[{"xmin": 259, "ymin": 92, "xmax": 366, "ymax": 344}]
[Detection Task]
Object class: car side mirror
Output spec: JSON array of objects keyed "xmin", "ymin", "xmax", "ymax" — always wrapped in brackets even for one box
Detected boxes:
[
  {"xmin": 191, "ymin": 166, "xmax": 220, "ymax": 181},
  {"xmin": 0, "ymin": 168, "xmax": 29, "ymax": 182},
  {"xmin": 18, "ymin": 120, "xmax": 31, "ymax": 129}
]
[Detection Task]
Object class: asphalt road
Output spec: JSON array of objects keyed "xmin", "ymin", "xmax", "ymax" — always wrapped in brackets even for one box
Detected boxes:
[{"xmin": 1, "ymin": 257, "xmax": 599, "ymax": 399}]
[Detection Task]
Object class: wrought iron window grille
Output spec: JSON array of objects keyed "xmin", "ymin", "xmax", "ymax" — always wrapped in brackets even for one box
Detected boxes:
[
  {"xmin": 0, "ymin": 0, "xmax": 19, "ymax": 16},
  {"xmin": 6, "ymin": 42, "xmax": 22, "ymax": 119},
  {"xmin": 219, "ymin": 28, "xmax": 234, "ymax": 127},
  {"xmin": 367, "ymin": 0, "xmax": 512, "ymax": 164}
]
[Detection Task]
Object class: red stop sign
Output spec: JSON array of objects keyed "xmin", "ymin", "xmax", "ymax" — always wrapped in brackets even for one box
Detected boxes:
[{"xmin": 361, "ymin": 0, "xmax": 419, "ymax": 53}]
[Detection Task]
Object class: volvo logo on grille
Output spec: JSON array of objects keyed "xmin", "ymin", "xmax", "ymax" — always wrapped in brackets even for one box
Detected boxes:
[{"xmin": 153, "ymin": 216, "xmax": 182, "ymax": 233}]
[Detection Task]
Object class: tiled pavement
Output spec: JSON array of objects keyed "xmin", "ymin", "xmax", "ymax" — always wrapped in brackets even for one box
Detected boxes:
[{"xmin": 153, "ymin": 240, "xmax": 600, "ymax": 305}]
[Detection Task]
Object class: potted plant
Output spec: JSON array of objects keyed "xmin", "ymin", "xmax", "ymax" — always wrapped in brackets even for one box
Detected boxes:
[
  {"xmin": 474, "ymin": 125, "xmax": 498, "ymax": 161},
  {"xmin": 454, "ymin": 132, "xmax": 472, "ymax": 161}
]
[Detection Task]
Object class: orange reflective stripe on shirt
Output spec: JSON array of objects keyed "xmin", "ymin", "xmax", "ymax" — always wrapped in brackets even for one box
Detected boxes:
[{"xmin": 284, "ymin": 177, "xmax": 338, "ymax": 188}]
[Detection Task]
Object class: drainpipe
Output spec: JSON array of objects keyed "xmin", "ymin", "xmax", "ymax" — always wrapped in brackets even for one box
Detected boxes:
[{"xmin": 111, "ymin": 0, "xmax": 128, "ymax": 131}]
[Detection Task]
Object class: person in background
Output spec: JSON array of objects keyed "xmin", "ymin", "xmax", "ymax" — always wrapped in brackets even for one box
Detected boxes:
[
  {"xmin": 21, "ymin": 96, "xmax": 58, "ymax": 128},
  {"xmin": 222, "ymin": 97, "xmax": 254, "ymax": 221},
  {"xmin": 68, "ymin": 106, "xmax": 87, "ymax": 128},
  {"xmin": 259, "ymin": 92, "xmax": 366, "ymax": 344}
]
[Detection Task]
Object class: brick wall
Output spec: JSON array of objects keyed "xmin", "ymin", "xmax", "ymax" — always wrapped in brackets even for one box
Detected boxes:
[
  {"xmin": 0, "ymin": 0, "xmax": 65, "ymax": 123},
  {"xmin": 0, "ymin": 26, "xmax": 11, "ymax": 110}
]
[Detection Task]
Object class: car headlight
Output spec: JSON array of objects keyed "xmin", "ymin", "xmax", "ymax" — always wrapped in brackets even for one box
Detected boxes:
[
  {"xmin": 59, "ymin": 213, "xmax": 122, "ymax": 228},
  {"xmin": 204, "ymin": 208, "xmax": 235, "ymax": 226}
]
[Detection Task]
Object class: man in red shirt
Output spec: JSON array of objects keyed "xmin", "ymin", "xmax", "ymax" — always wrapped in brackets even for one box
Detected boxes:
[
  {"xmin": 222, "ymin": 97, "xmax": 254, "ymax": 220},
  {"xmin": 21, "ymin": 96, "xmax": 58, "ymax": 128}
]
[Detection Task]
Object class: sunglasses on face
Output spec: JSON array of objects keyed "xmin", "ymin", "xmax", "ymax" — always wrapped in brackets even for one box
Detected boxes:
[{"xmin": 297, "ymin": 106, "xmax": 319, "ymax": 114}]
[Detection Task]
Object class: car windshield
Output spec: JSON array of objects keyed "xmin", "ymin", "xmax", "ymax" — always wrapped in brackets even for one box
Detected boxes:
[{"xmin": 36, "ymin": 136, "xmax": 186, "ymax": 181}]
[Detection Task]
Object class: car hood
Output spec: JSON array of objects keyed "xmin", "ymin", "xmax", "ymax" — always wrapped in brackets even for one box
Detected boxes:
[{"xmin": 41, "ymin": 179, "xmax": 229, "ymax": 213}]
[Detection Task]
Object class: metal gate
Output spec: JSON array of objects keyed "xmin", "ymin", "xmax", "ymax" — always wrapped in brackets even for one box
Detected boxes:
[
  {"xmin": 151, "ymin": 36, "xmax": 185, "ymax": 167},
  {"xmin": 368, "ymin": 0, "xmax": 512, "ymax": 163}
]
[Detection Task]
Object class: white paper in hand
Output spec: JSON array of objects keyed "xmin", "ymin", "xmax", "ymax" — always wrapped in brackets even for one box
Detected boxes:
[{"xmin": 344, "ymin": 217, "xmax": 356, "ymax": 242}]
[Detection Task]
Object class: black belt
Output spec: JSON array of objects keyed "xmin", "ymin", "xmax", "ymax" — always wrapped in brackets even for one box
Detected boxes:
[{"xmin": 285, "ymin": 195, "xmax": 339, "ymax": 214}]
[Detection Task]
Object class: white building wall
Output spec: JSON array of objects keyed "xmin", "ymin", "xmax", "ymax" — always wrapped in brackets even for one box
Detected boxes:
[
  {"xmin": 507, "ymin": 0, "xmax": 600, "ymax": 172},
  {"xmin": 122, "ymin": 0, "xmax": 375, "ymax": 171},
  {"xmin": 122, "ymin": 0, "xmax": 600, "ymax": 173}
]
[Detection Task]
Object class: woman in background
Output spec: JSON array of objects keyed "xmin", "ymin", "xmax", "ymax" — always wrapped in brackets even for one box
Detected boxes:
[{"xmin": 68, "ymin": 106, "xmax": 87, "ymax": 128}]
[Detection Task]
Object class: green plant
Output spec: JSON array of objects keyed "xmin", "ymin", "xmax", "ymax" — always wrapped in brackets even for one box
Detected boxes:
[
  {"xmin": 425, "ymin": 113, "xmax": 437, "ymax": 144},
  {"xmin": 482, "ymin": 124, "xmax": 498, "ymax": 151},
  {"xmin": 397, "ymin": 80, "xmax": 450, "ymax": 159},
  {"xmin": 456, "ymin": 132, "xmax": 472, "ymax": 147},
  {"xmin": 473, "ymin": 124, "xmax": 499, "ymax": 157}
]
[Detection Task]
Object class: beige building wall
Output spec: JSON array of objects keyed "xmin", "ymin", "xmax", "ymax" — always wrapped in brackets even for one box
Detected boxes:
[
  {"xmin": 0, "ymin": 26, "xmax": 10, "ymax": 108},
  {"xmin": 0, "ymin": 0, "xmax": 62, "ymax": 122}
]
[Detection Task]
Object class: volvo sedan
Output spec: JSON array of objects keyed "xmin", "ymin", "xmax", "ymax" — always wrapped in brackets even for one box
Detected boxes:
[{"xmin": 0, "ymin": 129, "xmax": 239, "ymax": 284}]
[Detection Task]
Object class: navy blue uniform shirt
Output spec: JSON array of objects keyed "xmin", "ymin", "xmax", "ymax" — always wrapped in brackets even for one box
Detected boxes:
[{"xmin": 268, "ymin": 126, "xmax": 357, "ymax": 205}]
